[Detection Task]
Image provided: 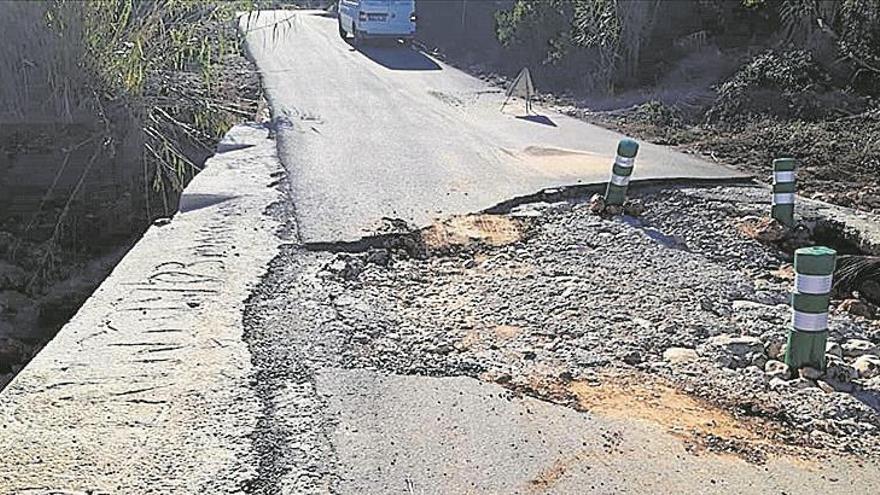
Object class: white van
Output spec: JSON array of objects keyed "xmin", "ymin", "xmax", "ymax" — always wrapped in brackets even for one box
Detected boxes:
[{"xmin": 338, "ymin": 0, "xmax": 416, "ymax": 45}]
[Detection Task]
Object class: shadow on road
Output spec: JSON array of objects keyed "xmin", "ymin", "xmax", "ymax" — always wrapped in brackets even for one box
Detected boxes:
[
  {"xmin": 217, "ymin": 142, "xmax": 256, "ymax": 154},
  {"xmin": 853, "ymin": 388, "xmax": 880, "ymax": 414},
  {"xmin": 308, "ymin": 11, "xmax": 338, "ymax": 19},
  {"xmin": 515, "ymin": 114, "xmax": 558, "ymax": 127},
  {"xmin": 178, "ymin": 193, "xmax": 238, "ymax": 213},
  {"xmin": 356, "ymin": 45, "xmax": 441, "ymax": 71}
]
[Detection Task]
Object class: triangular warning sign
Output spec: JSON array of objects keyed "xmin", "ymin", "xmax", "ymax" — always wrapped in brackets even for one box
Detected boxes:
[
  {"xmin": 501, "ymin": 68, "xmax": 535, "ymax": 114},
  {"xmin": 506, "ymin": 68, "xmax": 534, "ymax": 100}
]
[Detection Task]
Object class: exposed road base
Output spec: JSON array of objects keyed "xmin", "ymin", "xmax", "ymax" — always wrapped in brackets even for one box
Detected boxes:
[{"xmin": 248, "ymin": 183, "xmax": 880, "ymax": 493}]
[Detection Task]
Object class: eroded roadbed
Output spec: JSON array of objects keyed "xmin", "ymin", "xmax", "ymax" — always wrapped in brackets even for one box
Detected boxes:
[{"xmin": 247, "ymin": 183, "xmax": 880, "ymax": 493}]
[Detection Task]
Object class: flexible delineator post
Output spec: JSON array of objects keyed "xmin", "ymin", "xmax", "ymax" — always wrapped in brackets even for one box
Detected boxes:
[
  {"xmin": 772, "ymin": 158, "xmax": 797, "ymax": 226},
  {"xmin": 785, "ymin": 246, "xmax": 836, "ymax": 371},
  {"xmin": 605, "ymin": 139, "xmax": 639, "ymax": 206}
]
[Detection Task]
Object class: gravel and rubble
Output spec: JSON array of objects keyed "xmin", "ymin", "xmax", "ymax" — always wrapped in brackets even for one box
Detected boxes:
[
  {"xmin": 564, "ymin": 102, "xmax": 880, "ymax": 216},
  {"xmin": 253, "ymin": 183, "xmax": 880, "ymax": 462}
]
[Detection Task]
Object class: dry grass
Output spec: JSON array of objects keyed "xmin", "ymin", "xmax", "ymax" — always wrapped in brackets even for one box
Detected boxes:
[
  {"xmin": 0, "ymin": 1, "xmax": 292, "ymax": 286},
  {"xmin": 0, "ymin": 1, "xmax": 276, "ymax": 203},
  {"xmin": 0, "ymin": 1, "xmax": 89, "ymax": 123}
]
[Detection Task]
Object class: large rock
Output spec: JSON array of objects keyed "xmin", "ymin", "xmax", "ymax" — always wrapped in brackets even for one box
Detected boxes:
[
  {"xmin": 702, "ymin": 334, "xmax": 765, "ymax": 369},
  {"xmin": 588, "ymin": 194, "xmax": 605, "ymax": 215},
  {"xmin": 623, "ymin": 199, "xmax": 645, "ymax": 217},
  {"xmin": 815, "ymin": 380, "xmax": 835, "ymax": 393},
  {"xmin": 770, "ymin": 264, "xmax": 795, "ymax": 281},
  {"xmin": 799, "ymin": 366, "xmax": 822, "ymax": 380},
  {"xmin": 838, "ymin": 299, "xmax": 875, "ymax": 319},
  {"xmin": 824, "ymin": 360, "xmax": 858, "ymax": 383},
  {"xmin": 663, "ymin": 347, "xmax": 699, "ymax": 364},
  {"xmin": 737, "ymin": 216, "xmax": 787, "ymax": 243},
  {"xmin": 825, "ymin": 341, "xmax": 843, "ymax": 359},
  {"xmin": 706, "ymin": 334, "xmax": 764, "ymax": 357},
  {"xmin": 764, "ymin": 359, "xmax": 790, "ymax": 380},
  {"xmin": 0, "ymin": 338, "xmax": 28, "ymax": 374},
  {"xmin": 853, "ymin": 355, "xmax": 880, "ymax": 379},
  {"xmin": 0, "ymin": 261, "xmax": 27, "ymax": 291},
  {"xmin": 733, "ymin": 300, "xmax": 783, "ymax": 319},
  {"xmin": 765, "ymin": 337, "xmax": 786, "ymax": 361},
  {"xmin": 605, "ymin": 204, "xmax": 624, "ymax": 216},
  {"xmin": 842, "ymin": 339, "xmax": 879, "ymax": 358}
]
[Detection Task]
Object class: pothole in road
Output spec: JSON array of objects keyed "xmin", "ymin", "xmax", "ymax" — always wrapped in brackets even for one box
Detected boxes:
[
  {"xmin": 306, "ymin": 212, "xmax": 528, "ymax": 262},
  {"xmin": 264, "ymin": 183, "xmax": 880, "ymax": 472},
  {"xmin": 569, "ymin": 374, "xmax": 760, "ymax": 442},
  {"xmin": 421, "ymin": 214, "xmax": 525, "ymax": 252}
]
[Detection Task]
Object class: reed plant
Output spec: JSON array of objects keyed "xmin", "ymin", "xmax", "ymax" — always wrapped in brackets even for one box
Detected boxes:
[{"xmin": 0, "ymin": 1, "xmax": 282, "ymax": 285}]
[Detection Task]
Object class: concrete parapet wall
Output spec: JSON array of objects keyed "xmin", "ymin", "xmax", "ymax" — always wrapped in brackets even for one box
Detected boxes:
[{"xmin": 0, "ymin": 124, "xmax": 284, "ymax": 493}]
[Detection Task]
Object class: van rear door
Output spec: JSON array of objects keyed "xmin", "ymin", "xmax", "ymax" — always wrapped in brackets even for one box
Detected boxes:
[
  {"xmin": 386, "ymin": 0, "xmax": 415, "ymax": 33},
  {"xmin": 359, "ymin": 0, "xmax": 414, "ymax": 35},
  {"xmin": 359, "ymin": 0, "xmax": 390, "ymax": 22}
]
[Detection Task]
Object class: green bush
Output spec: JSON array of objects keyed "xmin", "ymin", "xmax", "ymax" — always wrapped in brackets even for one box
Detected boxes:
[
  {"xmin": 493, "ymin": 0, "xmax": 880, "ymax": 96},
  {"xmin": 494, "ymin": 0, "xmax": 624, "ymax": 92},
  {"xmin": 705, "ymin": 49, "xmax": 868, "ymax": 126},
  {"xmin": 706, "ymin": 50, "xmax": 829, "ymax": 123},
  {"xmin": 44, "ymin": 0, "xmax": 259, "ymax": 213},
  {"xmin": 0, "ymin": 0, "xmax": 263, "ymax": 255}
]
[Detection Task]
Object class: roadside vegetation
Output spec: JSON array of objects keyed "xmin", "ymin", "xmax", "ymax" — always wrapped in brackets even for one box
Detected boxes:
[
  {"xmin": 3, "ymin": 0, "xmax": 261, "ymax": 217},
  {"xmin": 420, "ymin": 0, "xmax": 880, "ymax": 214}
]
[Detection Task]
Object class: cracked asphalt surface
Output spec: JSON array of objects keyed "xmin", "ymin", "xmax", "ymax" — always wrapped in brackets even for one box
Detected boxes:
[
  {"xmin": 239, "ymin": 13, "xmax": 878, "ymax": 490},
  {"xmin": 243, "ymin": 183, "xmax": 880, "ymax": 493}
]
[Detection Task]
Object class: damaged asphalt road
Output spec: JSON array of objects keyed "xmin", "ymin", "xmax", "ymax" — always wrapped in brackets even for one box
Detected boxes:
[
  {"xmin": 236, "ymin": 9, "xmax": 880, "ymax": 495},
  {"xmin": 5, "ymin": 11, "xmax": 877, "ymax": 490},
  {"xmin": 242, "ymin": 182, "xmax": 880, "ymax": 494}
]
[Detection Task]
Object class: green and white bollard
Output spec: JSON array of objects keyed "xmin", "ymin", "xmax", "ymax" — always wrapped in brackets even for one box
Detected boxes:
[
  {"xmin": 785, "ymin": 246, "xmax": 836, "ymax": 371},
  {"xmin": 605, "ymin": 139, "xmax": 640, "ymax": 206},
  {"xmin": 771, "ymin": 158, "xmax": 797, "ymax": 226}
]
